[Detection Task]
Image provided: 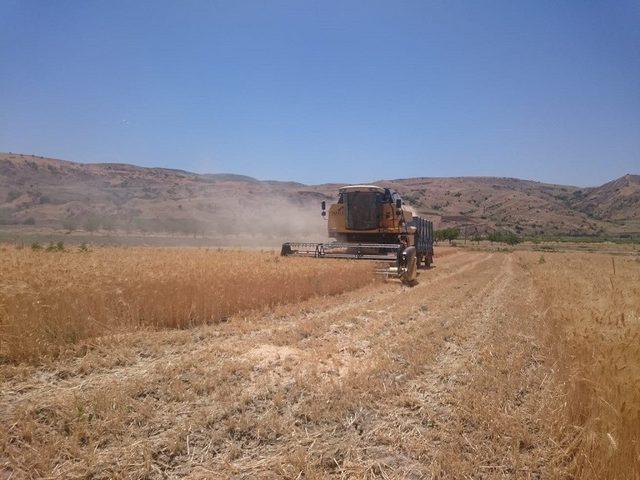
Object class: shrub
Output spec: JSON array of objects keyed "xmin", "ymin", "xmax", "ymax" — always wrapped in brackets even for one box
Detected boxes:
[
  {"xmin": 488, "ymin": 230, "xmax": 521, "ymax": 245},
  {"xmin": 6, "ymin": 190, "xmax": 20, "ymax": 202},
  {"xmin": 45, "ymin": 241, "xmax": 64, "ymax": 252},
  {"xmin": 503, "ymin": 232, "xmax": 521, "ymax": 245}
]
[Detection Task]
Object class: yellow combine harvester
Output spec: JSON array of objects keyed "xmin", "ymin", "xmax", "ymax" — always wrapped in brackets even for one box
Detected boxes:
[{"xmin": 281, "ymin": 185, "xmax": 434, "ymax": 284}]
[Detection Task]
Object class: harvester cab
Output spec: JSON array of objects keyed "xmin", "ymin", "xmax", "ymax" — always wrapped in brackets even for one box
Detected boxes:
[{"xmin": 281, "ymin": 185, "xmax": 434, "ymax": 285}]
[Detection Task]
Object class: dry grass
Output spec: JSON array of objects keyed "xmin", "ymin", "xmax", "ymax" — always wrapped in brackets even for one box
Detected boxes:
[
  {"xmin": 1, "ymin": 250, "xmax": 559, "ymax": 479},
  {"xmin": 0, "ymin": 245, "xmax": 375, "ymax": 364},
  {"xmin": 522, "ymin": 251, "xmax": 640, "ymax": 479},
  {"xmin": 2, "ymin": 248, "xmax": 639, "ymax": 478}
]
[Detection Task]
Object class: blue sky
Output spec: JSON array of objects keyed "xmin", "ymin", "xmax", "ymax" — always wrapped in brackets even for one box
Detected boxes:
[{"xmin": 1, "ymin": 1, "xmax": 638, "ymax": 185}]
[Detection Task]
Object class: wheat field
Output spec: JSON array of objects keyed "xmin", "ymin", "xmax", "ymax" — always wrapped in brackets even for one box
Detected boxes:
[
  {"xmin": 1, "ymin": 246, "xmax": 639, "ymax": 478},
  {"xmin": 0, "ymin": 245, "xmax": 375, "ymax": 364},
  {"xmin": 523, "ymin": 251, "xmax": 640, "ymax": 479}
]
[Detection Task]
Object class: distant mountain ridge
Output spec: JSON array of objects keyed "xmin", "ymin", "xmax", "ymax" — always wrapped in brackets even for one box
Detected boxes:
[{"xmin": 0, "ymin": 152, "xmax": 638, "ymax": 238}]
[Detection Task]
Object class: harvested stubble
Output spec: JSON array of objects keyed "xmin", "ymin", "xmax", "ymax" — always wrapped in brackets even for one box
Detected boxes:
[
  {"xmin": 0, "ymin": 246, "xmax": 375, "ymax": 364},
  {"xmin": 525, "ymin": 252, "xmax": 640, "ymax": 479}
]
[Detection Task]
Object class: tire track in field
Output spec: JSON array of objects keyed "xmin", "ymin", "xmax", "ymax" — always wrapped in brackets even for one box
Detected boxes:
[
  {"xmin": 408, "ymin": 254, "xmax": 516, "ymax": 437},
  {"xmin": 213, "ymin": 252, "xmax": 520, "ymax": 477}
]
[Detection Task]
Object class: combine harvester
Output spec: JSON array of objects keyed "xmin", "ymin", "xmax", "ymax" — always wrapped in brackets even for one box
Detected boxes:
[{"xmin": 281, "ymin": 185, "xmax": 434, "ymax": 285}]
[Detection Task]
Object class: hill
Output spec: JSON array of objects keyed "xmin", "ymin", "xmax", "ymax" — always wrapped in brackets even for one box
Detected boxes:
[
  {"xmin": 0, "ymin": 152, "xmax": 638, "ymax": 240},
  {"xmin": 377, "ymin": 177, "xmax": 611, "ymax": 236},
  {"xmin": 567, "ymin": 174, "xmax": 640, "ymax": 223}
]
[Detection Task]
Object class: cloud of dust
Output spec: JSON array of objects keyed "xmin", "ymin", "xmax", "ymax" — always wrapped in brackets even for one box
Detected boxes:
[
  {"xmin": 218, "ymin": 196, "xmax": 328, "ymax": 243},
  {"xmin": 177, "ymin": 192, "xmax": 331, "ymax": 247}
]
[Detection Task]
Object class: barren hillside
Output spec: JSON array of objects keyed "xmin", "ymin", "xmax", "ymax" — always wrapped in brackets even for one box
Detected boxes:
[
  {"xmin": 1, "ymin": 152, "xmax": 638, "ymax": 238},
  {"xmin": 377, "ymin": 177, "xmax": 606, "ymax": 235},
  {"xmin": 567, "ymin": 174, "xmax": 640, "ymax": 222}
]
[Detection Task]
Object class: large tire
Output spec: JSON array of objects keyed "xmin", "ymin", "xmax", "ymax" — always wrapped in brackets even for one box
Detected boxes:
[
  {"xmin": 425, "ymin": 253, "xmax": 433, "ymax": 268},
  {"xmin": 400, "ymin": 246, "xmax": 418, "ymax": 285}
]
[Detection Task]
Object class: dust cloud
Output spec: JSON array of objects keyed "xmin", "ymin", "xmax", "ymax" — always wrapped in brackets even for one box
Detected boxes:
[{"xmin": 203, "ymin": 196, "xmax": 328, "ymax": 246}]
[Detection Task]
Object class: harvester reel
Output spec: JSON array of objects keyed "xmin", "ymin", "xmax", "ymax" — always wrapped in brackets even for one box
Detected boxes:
[{"xmin": 281, "ymin": 242, "xmax": 421, "ymax": 286}]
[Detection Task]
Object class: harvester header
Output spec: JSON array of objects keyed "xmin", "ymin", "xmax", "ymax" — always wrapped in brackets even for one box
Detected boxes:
[{"xmin": 281, "ymin": 185, "xmax": 434, "ymax": 285}]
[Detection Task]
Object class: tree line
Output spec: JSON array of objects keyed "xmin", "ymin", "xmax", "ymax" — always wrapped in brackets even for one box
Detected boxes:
[{"xmin": 434, "ymin": 228, "xmax": 521, "ymax": 245}]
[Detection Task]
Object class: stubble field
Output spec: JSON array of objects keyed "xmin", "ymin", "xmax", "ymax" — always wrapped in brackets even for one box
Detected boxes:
[{"xmin": 0, "ymin": 245, "xmax": 638, "ymax": 479}]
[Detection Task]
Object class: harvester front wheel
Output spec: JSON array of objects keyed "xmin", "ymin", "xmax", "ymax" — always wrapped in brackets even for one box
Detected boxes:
[{"xmin": 399, "ymin": 246, "xmax": 418, "ymax": 285}]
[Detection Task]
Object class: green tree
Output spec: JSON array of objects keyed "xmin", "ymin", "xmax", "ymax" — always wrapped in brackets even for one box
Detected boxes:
[
  {"xmin": 435, "ymin": 228, "xmax": 460, "ymax": 244},
  {"xmin": 487, "ymin": 231, "xmax": 502, "ymax": 243},
  {"xmin": 503, "ymin": 232, "xmax": 521, "ymax": 245},
  {"xmin": 487, "ymin": 230, "xmax": 520, "ymax": 245},
  {"xmin": 444, "ymin": 228, "xmax": 459, "ymax": 244}
]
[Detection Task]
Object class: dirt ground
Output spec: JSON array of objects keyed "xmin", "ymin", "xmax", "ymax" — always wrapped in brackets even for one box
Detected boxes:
[{"xmin": 0, "ymin": 249, "xmax": 591, "ymax": 478}]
